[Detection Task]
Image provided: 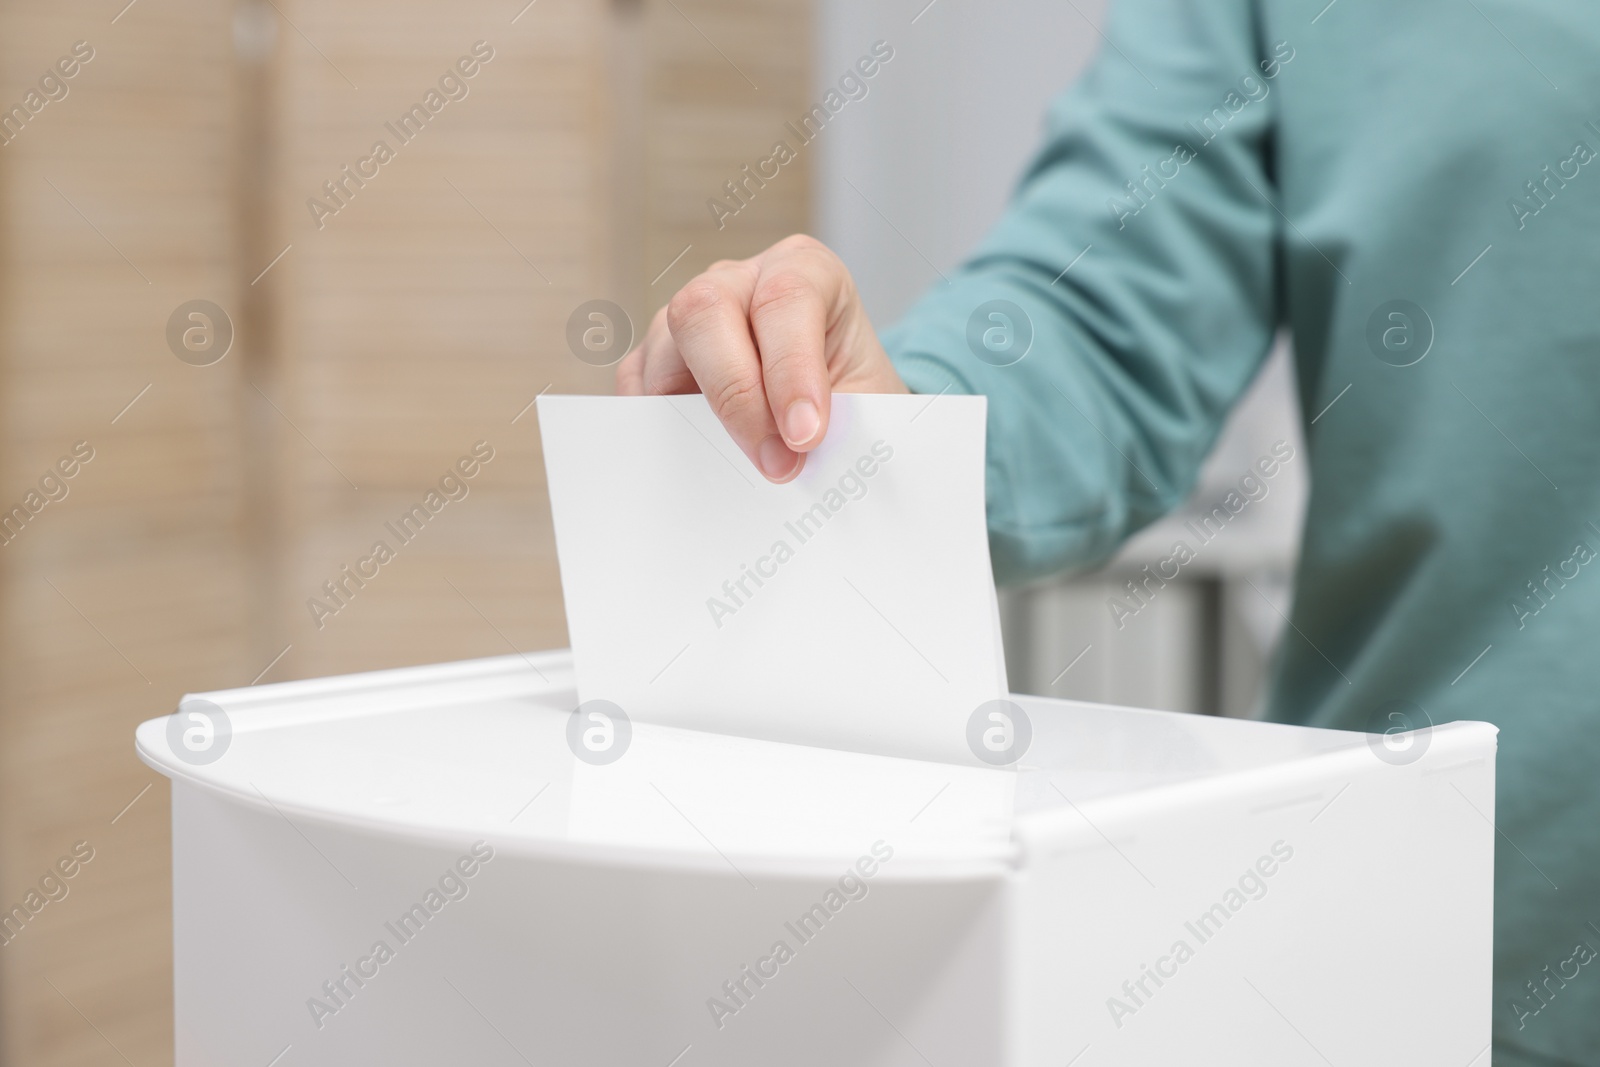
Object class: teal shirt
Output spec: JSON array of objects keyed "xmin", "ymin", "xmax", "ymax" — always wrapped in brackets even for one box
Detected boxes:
[{"xmin": 883, "ymin": 1, "xmax": 1600, "ymax": 1061}]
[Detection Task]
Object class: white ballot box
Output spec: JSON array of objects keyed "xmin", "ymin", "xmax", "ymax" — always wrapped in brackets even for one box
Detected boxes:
[{"xmin": 137, "ymin": 650, "xmax": 1495, "ymax": 1066}]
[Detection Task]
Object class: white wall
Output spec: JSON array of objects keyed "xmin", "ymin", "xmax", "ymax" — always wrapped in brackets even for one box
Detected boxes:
[{"xmin": 814, "ymin": 0, "xmax": 1104, "ymax": 325}]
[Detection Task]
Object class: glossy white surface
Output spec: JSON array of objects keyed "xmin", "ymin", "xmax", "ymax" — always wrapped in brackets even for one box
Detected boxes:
[
  {"xmin": 142, "ymin": 650, "xmax": 1498, "ymax": 1065},
  {"xmin": 136, "ymin": 650, "xmax": 1455, "ymax": 880}
]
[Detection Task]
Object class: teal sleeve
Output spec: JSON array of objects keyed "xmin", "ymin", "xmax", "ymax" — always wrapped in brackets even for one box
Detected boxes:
[{"xmin": 881, "ymin": 0, "xmax": 1283, "ymax": 584}]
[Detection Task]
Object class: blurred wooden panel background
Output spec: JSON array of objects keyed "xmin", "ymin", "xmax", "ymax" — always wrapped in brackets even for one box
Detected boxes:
[
  {"xmin": 0, "ymin": 1, "xmax": 248, "ymax": 1064},
  {"xmin": 0, "ymin": 0, "xmax": 811, "ymax": 1063}
]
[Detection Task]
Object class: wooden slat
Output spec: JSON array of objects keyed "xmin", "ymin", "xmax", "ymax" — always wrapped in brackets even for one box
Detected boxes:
[{"xmin": 0, "ymin": 1, "xmax": 247, "ymax": 1063}]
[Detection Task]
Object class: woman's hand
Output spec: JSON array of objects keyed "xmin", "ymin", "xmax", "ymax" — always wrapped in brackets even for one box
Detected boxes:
[{"xmin": 616, "ymin": 234, "xmax": 906, "ymax": 482}]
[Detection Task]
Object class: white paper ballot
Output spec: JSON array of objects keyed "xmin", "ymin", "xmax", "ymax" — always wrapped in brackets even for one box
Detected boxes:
[{"xmin": 537, "ymin": 393, "xmax": 1008, "ymax": 764}]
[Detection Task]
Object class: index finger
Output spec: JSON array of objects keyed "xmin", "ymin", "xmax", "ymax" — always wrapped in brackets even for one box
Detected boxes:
[
  {"xmin": 667, "ymin": 262, "xmax": 803, "ymax": 482},
  {"xmin": 747, "ymin": 236, "xmax": 845, "ymax": 452}
]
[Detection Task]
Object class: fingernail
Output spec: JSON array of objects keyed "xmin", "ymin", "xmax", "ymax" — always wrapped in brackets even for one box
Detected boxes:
[
  {"xmin": 784, "ymin": 400, "xmax": 821, "ymax": 448},
  {"xmin": 758, "ymin": 435, "xmax": 800, "ymax": 481}
]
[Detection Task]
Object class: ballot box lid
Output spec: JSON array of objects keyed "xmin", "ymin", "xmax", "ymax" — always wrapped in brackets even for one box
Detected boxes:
[{"xmin": 135, "ymin": 651, "xmax": 1494, "ymax": 881}]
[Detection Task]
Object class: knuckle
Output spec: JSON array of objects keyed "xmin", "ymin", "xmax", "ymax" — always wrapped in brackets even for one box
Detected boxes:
[
  {"xmin": 775, "ymin": 233, "xmax": 825, "ymax": 256},
  {"xmin": 750, "ymin": 271, "xmax": 817, "ymax": 319},
  {"xmin": 666, "ymin": 280, "xmax": 726, "ymax": 334},
  {"xmin": 706, "ymin": 372, "xmax": 766, "ymax": 425}
]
